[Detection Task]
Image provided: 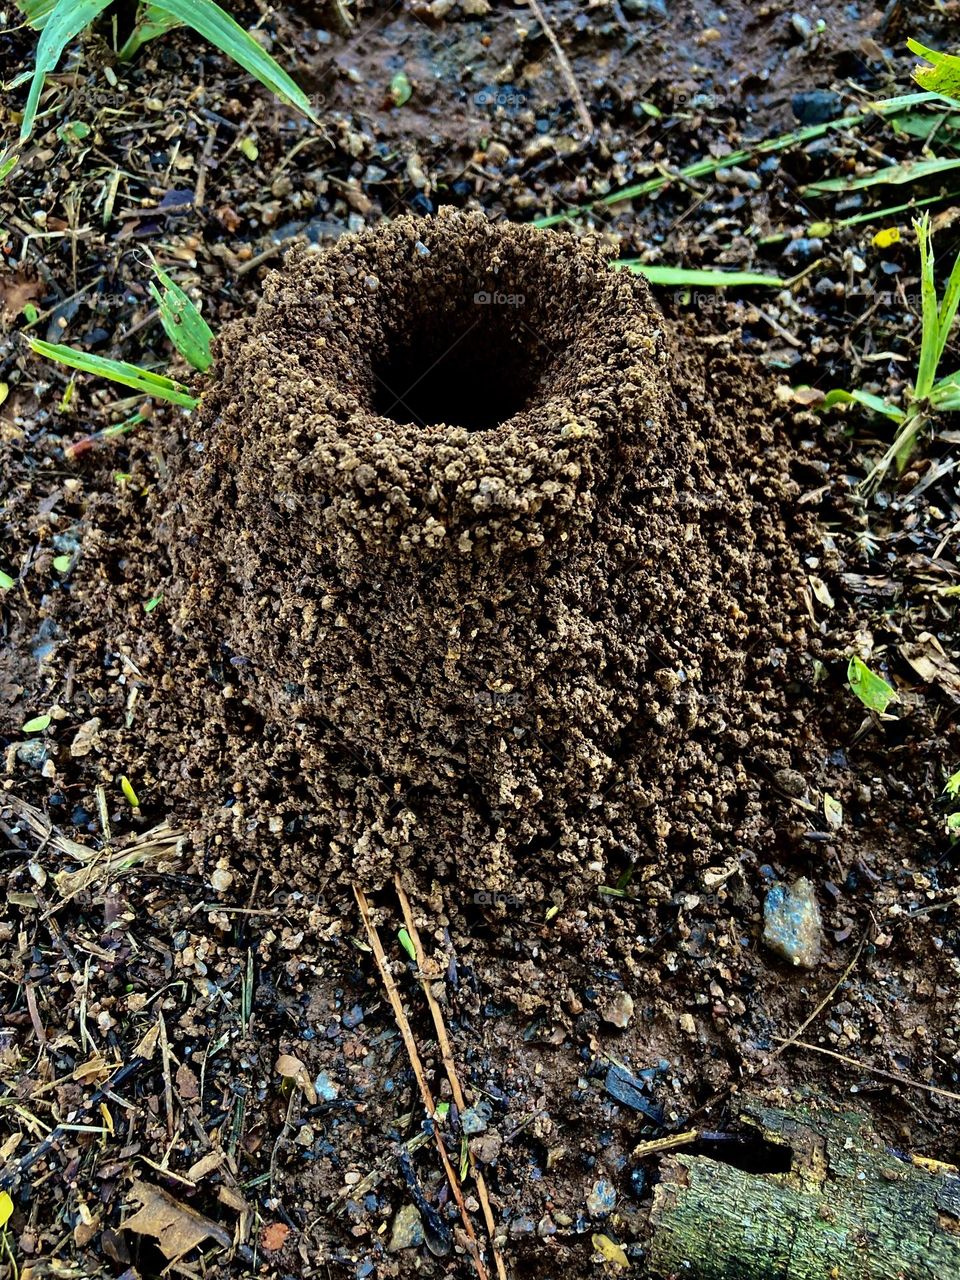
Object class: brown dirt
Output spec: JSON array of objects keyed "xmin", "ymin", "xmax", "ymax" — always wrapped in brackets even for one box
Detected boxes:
[{"xmin": 149, "ymin": 209, "xmax": 813, "ymax": 895}]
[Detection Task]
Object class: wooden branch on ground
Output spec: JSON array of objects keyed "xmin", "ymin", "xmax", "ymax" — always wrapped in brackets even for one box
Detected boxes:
[{"xmin": 645, "ymin": 1090, "xmax": 960, "ymax": 1280}]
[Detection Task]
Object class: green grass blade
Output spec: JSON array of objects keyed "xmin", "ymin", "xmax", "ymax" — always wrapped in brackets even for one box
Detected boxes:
[
  {"xmin": 533, "ymin": 94, "xmax": 937, "ymax": 228},
  {"xmin": 13, "ymin": 0, "xmax": 58, "ymax": 29},
  {"xmin": 28, "ymin": 338, "xmax": 199, "ymax": 408},
  {"xmin": 149, "ymin": 266, "xmax": 214, "ymax": 372},
  {"xmin": 803, "ymin": 155, "xmax": 960, "ymax": 194},
  {"xmin": 20, "ymin": 0, "xmax": 113, "ymax": 141},
  {"xmin": 137, "ymin": 0, "xmax": 316, "ymax": 121},
  {"xmin": 914, "ymin": 213, "xmax": 941, "ymax": 400},
  {"xmin": 615, "ymin": 263, "xmax": 785, "ymax": 287},
  {"xmin": 821, "ymin": 388, "xmax": 905, "ymax": 421},
  {"xmin": 118, "ymin": 4, "xmax": 182, "ymax": 58}
]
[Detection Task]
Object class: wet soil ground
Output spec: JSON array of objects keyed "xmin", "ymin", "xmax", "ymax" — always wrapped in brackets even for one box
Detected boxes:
[{"xmin": 2, "ymin": 2, "xmax": 960, "ymax": 1278}]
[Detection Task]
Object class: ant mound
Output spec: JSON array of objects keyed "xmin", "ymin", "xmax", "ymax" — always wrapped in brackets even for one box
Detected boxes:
[{"xmin": 159, "ymin": 210, "xmax": 810, "ymax": 889}]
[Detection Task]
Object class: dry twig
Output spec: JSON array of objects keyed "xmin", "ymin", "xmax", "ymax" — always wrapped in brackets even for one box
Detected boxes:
[
  {"xmin": 395, "ymin": 875, "xmax": 508, "ymax": 1280},
  {"xmin": 353, "ymin": 885, "xmax": 490, "ymax": 1280}
]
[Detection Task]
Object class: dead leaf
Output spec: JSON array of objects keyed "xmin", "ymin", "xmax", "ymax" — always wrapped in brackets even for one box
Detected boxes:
[
  {"xmin": 175, "ymin": 1062, "xmax": 200, "ymax": 1100},
  {"xmin": 900, "ymin": 634, "xmax": 960, "ymax": 702},
  {"xmin": 124, "ymin": 1180, "xmax": 232, "ymax": 1261},
  {"xmin": 275, "ymin": 1053, "xmax": 318, "ymax": 1104},
  {"xmin": 261, "ymin": 1221, "xmax": 290, "ymax": 1251}
]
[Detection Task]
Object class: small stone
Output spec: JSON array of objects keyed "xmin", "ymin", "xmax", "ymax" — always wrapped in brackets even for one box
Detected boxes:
[
  {"xmin": 69, "ymin": 716, "xmax": 101, "ymax": 758},
  {"xmin": 461, "ymin": 1102, "xmax": 492, "ymax": 1135},
  {"xmin": 16, "ymin": 740, "xmax": 49, "ymax": 770},
  {"xmin": 210, "ymin": 868, "xmax": 233, "ymax": 892},
  {"xmin": 791, "ymin": 90, "xmax": 842, "ymax": 126},
  {"xmin": 774, "ymin": 767, "xmax": 808, "ymax": 798},
  {"xmin": 342, "ymin": 1004, "xmax": 364, "ymax": 1029},
  {"xmin": 601, "ymin": 991, "xmax": 634, "ymax": 1029},
  {"xmin": 388, "ymin": 1204, "xmax": 423, "ymax": 1252},
  {"xmin": 586, "ymin": 1179, "xmax": 616, "ymax": 1218},
  {"xmin": 763, "ymin": 878, "xmax": 823, "ymax": 969},
  {"xmin": 679, "ymin": 1013, "xmax": 696, "ymax": 1036},
  {"xmin": 314, "ymin": 1071, "xmax": 339, "ymax": 1102}
]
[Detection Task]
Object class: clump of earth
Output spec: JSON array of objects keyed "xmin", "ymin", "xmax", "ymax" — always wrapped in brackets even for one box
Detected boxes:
[{"xmin": 137, "ymin": 209, "xmax": 814, "ymax": 892}]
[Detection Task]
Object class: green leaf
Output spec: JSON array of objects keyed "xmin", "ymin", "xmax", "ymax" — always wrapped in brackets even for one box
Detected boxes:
[
  {"xmin": 914, "ymin": 213, "xmax": 941, "ymax": 400},
  {"xmin": 148, "ymin": 266, "xmax": 214, "ymax": 372},
  {"xmin": 945, "ymin": 768, "xmax": 960, "ymax": 797},
  {"xmin": 13, "ymin": 0, "xmax": 59, "ymax": 28},
  {"xmin": 804, "ymin": 156, "xmax": 960, "ymax": 194},
  {"xmin": 908, "ymin": 38, "xmax": 960, "ymax": 107},
  {"xmin": 117, "ymin": 2, "xmax": 182, "ymax": 57},
  {"xmin": 22, "ymin": 713, "xmax": 51, "ymax": 733},
  {"xmin": 128, "ymin": 0, "xmax": 317, "ymax": 123},
  {"xmin": 52, "ymin": 553, "xmax": 72, "ymax": 572},
  {"xmin": 847, "ymin": 655, "xmax": 898, "ymax": 713},
  {"xmin": 0, "ymin": 154, "xmax": 19, "ymax": 184},
  {"xmin": 820, "ymin": 388, "xmax": 905, "ymax": 421},
  {"xmin": 28, "ymin": 338, "xmax": 199, "ymax": 408},
  {"xmin": 0, "ymin": 569, "xmax": 15, "ymax": 590},
  {"xmin": 20, "ymin": 0, "xmax": 113, "ymax": 141},
  {"xmin": 0, "ymin": 1189, "xmax": 11, "ymax": 1228},
  {"xmin": 390, "ymin": 71, "xmax": 412, "ymax": 106},
  {"xmin": 614, "ymin": 263, "xmax": 785, "ymax": 287},
  {"xmin": 398, "ymin": 927, "xmax": 416, "ymax": 960},
  {"xmin": 144, "ymin": 592, "xmax": 163, "ymax": 612},
  {"xmin": 120, "ymin": 774, "xmax": 140, "ymax": 806}
]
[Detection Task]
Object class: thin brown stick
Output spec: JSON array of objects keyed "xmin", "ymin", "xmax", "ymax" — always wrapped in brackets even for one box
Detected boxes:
[
  {"xmin": 775, "ymin": 1038, "xmax": 960, "ymax": 1105},
  {"xmin": 395, "ymin": 875, "xmax": 508, "ymax": 1280},
  {"xmin": 766, "ymin": 932, "xmax": 868, "ymax": 1066},
  {"xmin": 353, "ymin": 885, "xmax": 489, "ymax": 1280},
  {"xmin": 525, "ymin": 0, "xmax": 594, "ymax": 136}
]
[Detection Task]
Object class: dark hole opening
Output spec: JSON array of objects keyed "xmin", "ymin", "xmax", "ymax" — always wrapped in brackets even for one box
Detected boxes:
[
  {"xmin": 692, "ymin": 1130, "xmax": 793, "ymax": 1175},
  {"xmin": 372, "ymin": 314, "xmax": 544, "ymax": 431}
]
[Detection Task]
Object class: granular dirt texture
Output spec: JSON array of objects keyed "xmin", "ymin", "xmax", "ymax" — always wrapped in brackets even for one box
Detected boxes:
[{"xmin": 151, "ymin": 209, "xmax": 814, "ymax": 891}]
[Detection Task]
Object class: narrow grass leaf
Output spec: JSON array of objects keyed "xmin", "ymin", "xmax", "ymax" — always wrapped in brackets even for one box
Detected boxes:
[
  {"xmin": 13, "ymin": 0, "xmax": 58, "ymax": 29},
  {"xmin": 137, "ymin": 0, "xmax": 316, "ymax": 122},
  {"xmin": 820, "ymin": 388, "xmax": 905, "ymax": 421},
  {"xmin": 28, "ymin": 338, "xmax": 199, "ymax": 408},
  {"xmin": 0, "ymin": 154, "xmax": 19, "ymax": 184},
  {"xmin": 914, "ymin": 214, "xmax": 940, "ymax": 400},
  {"xmin": 533, "ymin": 95, "xmax": 936, "ymax": 227},
  {"xmin": 615, "ymin": 263, "xmax": 785, "ymax": 287},
  {"xmin": 804, "ymin": 156, "xmax": 960, "ymax": 194},
  {"xmin": 149, "ymin": 266, "xmax": 214, "ymax": 372},
  {"xmin": 397, "ymin": 928, "xmax": 416, "ymax": 960},
  {"xmin": 20, "ymin": 0, "xmax": 113, "ymax": 141},
  {"xmin": 847, "ymin": 655, "xmax": 898, "ymax": 713},
  {"xmin": 117, "ymin": 3, "xmax": 182, "ymax": 58}
]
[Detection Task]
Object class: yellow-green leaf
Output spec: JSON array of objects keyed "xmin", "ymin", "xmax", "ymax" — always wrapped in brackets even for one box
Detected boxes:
[
  {"xmin": 22, "ymin": 713, "xmax": 51, "ymax": 732},
  {"xmin": 120, "ymin": 775, "xmax": 140, "ymax": 807},
  {"xmin": 909, "ymin": 39, "xmax": 960, "ymax": 106},
  {"xmin": 398, "ymin": 928, "xmax": 416, "ymax": 960},
  {"xmin": 847, "ymin": 656, "xmax": 898, "ymax": 714},
  {"xmin": 872, "ymin": 226, "xmax": 901, "ymax": 248},
  {"xmin": 0, "ymin": 1189, "xmax": 12, "ymax": 1227}
]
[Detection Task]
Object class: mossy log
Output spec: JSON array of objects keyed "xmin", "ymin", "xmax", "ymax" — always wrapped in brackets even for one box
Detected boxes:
[{"xmin": 646, "ymin": 1092, "xmax": 960, "ymax": 1280}]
